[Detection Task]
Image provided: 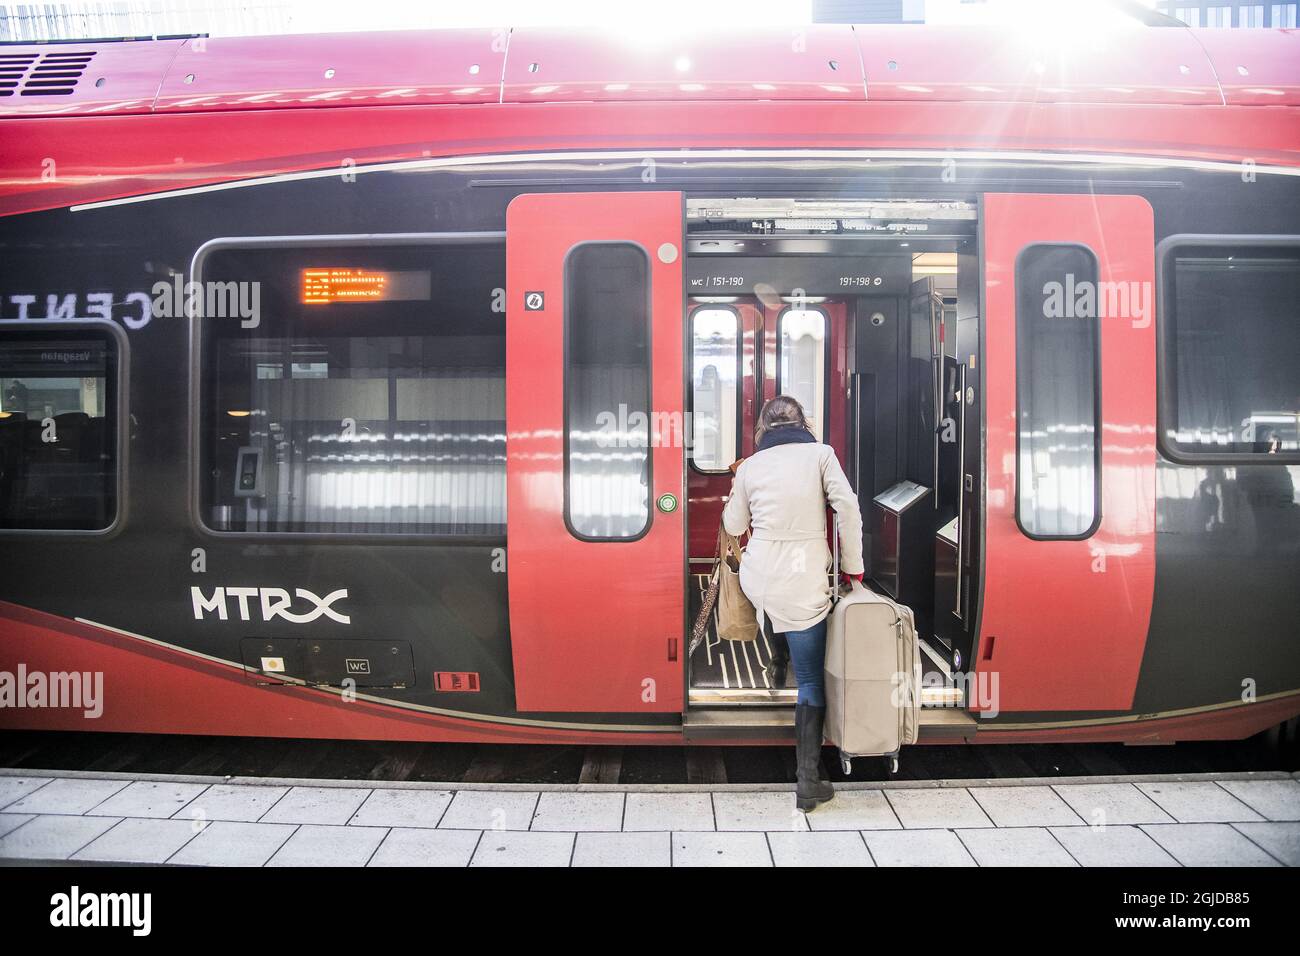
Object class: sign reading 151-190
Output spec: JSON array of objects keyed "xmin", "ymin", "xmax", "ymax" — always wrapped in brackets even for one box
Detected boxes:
[{"xmin": 686, "ymin": 255, "xmax": 911, "ymax": 296}]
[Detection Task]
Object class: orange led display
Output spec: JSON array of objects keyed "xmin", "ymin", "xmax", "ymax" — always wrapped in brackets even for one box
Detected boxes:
[
  {"xmin": 301, "ymin": 268, "xmax": 389, "ymax": 304},
  {"xmin": 300, "ymin": 268, "xmax": 432, "ymax": 304}
]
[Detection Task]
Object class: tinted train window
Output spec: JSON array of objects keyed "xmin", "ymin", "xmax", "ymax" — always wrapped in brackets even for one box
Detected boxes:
[
  {"xmin": 0, "ymin": 328, "xmax": 119, "ymax": 531},
  {"xmin": 690, "ymin": 307, "xmax": 740, "ymax": 472},
  {"xmin": 564, "ymin": 243, "xmax": 651, "ymax": 540},
  {"xmin": 1162, "ymin": 241, "xmax": 1300, "ymax": 461},
  {"xmin": 197, "ymin": 241, "xmax": 505, "ymax": 535},
  {"xmin": 777, "ymin": 308, "xmax": 827, "ymax": 441},
  {"xmin": 1015, "ymin": 244, "xmax": 1101, "ymax": 539}
]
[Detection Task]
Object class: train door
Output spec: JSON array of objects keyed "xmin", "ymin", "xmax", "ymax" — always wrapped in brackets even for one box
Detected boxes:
[
  {"xmin": 505, "ymin": 192, "xmax": 685, "ymax": 713},
  {"xmin": 680, "ymin": 198, "xmax": 979, "ymax": 744},
  {"xmin": 686, "ymin": 293, "xmax": 853, "ymax": 701},
  {"xmin": 977, "ymin": 193, "xmax": 1157, "ymax": 713}
]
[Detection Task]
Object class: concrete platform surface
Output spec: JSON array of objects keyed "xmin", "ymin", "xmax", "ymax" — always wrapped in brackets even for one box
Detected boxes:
[{"xmin": 0, "ymin": 768, "xmax": 1295, "ymax": 867}]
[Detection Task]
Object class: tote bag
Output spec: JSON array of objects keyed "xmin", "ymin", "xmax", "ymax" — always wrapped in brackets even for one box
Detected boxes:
[{"xmin": 689, "ymin": 524, "xmax": 759, "ymax": 655}]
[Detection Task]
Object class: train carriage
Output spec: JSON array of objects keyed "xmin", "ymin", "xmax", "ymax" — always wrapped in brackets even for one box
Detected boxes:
[{"xmin": 0, "ymin": 23, "xmax": 1297, "ymax": 751}]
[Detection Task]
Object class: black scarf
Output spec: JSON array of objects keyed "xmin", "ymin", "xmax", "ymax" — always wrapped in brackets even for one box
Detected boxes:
[{"xmin": 756, "ymin": 424, "xmax": 817, "ymax": 453}]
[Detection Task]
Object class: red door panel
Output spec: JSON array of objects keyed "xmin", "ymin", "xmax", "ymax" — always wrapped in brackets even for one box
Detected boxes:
[
  {"xmin": 507, "ymin": 192, "xmax": 684, "ymax": 713},
  {"xmin": 977, "ymin": 193, "xmax": 1156, "ymax": 713}
]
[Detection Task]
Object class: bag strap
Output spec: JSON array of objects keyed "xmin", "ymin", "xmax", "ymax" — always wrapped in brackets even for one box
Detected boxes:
[{"xmin": 718, "ymin": 524, "xmax": 744, "ymax": 558}]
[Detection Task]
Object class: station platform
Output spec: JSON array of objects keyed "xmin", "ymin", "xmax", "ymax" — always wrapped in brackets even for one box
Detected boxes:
[{"xmin": 0, "ymin": 767, "xmax": 1296, "ymax": 867}]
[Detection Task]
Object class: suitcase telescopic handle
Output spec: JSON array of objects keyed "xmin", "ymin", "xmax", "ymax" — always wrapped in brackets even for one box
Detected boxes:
[
  {"xmin": 832, "ymin": 511, "xmax": 840, "ymax": 581},
  {"xmin": 832, "ymin": 511, "xmax": 847, "ymax": 601}
]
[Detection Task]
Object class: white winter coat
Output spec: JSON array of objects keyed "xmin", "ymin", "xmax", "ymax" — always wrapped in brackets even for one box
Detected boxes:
[{"xmin": 721, "ymin": 439, "xmax": 865, "ymax": 633}]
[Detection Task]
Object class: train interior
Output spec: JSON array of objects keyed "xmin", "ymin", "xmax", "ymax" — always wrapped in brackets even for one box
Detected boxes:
[
  {"xmin": 0, "ymin": 331, "xmax": 117, "ymax": 531},
  {"xmin": 683, "ymin": 199, "xmax": 980, "ymax": 729}
]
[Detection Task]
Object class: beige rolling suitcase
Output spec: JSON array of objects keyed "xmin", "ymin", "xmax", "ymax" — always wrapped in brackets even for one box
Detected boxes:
[{"xmin": 824, "ymin": 579, "xmax": 923, "ymax": 774}]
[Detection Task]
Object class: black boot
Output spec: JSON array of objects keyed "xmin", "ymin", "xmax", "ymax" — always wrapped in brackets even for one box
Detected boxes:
[
  {"xmin": 795, "ymin": 703, "xmax": 834, "ymax": 812},
  {"xmin": 766, "ymin": 633, "xmax": 789, "ymax": 689}
]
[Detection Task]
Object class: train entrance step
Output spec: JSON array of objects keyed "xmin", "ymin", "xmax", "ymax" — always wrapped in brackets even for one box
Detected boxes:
[{"xmin": 683, "ymin": 706, "xmax": 977, "ymax": 743}]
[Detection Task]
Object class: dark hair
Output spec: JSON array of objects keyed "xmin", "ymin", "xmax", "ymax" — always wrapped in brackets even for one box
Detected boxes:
[{"xmin": 755, "ymin": 395, "xmax": 811, "ymax": 445}]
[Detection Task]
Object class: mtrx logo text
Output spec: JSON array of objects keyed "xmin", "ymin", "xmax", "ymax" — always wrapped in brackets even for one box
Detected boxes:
[
  {"xmin": 50, "ymin": 886, "xmax": 151, "ymax": 937},
  {"xmin": 191, "ymin": 587, "xmax": 351, "ymax": 624}
]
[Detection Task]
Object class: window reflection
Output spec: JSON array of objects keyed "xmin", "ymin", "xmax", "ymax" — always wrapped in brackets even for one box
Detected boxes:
[
  {"xmin": 1016, "ymin": 244, "xmax": 1100, "ymax": 538},
  {"xmin": 778, "ymin": 308, "xmax": 826, "ymax": 442},
  {"xmin": 691, "ymin": 307, "xmax": 739, "ymax": 471},
  {"xmin": 564, "ymin": 243, "xmax": 650, "ymax": 539},
  {"xmin": 1167, "ymin": 249, "xmax": 1300, "ymax": 459},
  {"xmin": 211, "ymin": 337, "xmax": 504, "ymax": 534}
]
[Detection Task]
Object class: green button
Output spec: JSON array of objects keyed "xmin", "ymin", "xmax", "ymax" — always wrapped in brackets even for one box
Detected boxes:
[{"xmin": 656, "ymin": 493, "xmax": 678, "ymax": 514}]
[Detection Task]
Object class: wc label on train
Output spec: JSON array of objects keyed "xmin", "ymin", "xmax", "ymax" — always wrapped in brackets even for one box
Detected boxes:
[{"xmin": 345, "ymin": 659, "xmax": 371, "ymax": 675}]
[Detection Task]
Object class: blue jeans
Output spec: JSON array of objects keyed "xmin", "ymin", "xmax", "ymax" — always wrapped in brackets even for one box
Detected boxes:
[{"xmin": 784, "ymin": 618, "xmax": 828, "ymax": 708}]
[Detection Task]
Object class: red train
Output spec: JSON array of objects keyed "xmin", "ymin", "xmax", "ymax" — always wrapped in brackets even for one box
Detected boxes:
[{"xmin": 0, "ymin": 23, "xmax": 1297, "ymax": 751}]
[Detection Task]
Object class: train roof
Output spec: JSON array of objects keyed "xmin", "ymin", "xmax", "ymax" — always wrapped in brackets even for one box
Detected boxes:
[{"xmin": 1, "ymin": 24, "xmax": 1298, "ymax": 118}]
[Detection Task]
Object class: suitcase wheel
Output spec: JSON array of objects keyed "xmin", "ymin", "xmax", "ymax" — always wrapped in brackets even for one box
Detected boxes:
[
  {"xmin": 840, "ymin": 756, "xmax": 853, "ymax": 775},
  {"xmin": 887, "ymin": 756, "xmax": 900, "ymax": 775}
]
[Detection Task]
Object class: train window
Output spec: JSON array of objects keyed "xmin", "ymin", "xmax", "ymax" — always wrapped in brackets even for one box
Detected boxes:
[
  {"xmin": 564, "ymin": 242, "xmax": 651, "ymax": 540},
  {"xmin": 1015, "ymin": 244, "xmax": 1101, "ymax": 539},
  {"xmin": 690, "ymin": 307, "xmax": 740, "ymax": 472},
  {"xmin": 196, "ymin": 239, "xmax": 505, "ymax": 536},
  {"xmin": 777, "ymin": 308, "xmax": 827, "ymax": 441},
  {"xmin": 0, "ymin": 325, "xmax": 120, "ymax": 532},
  {"xmin": 1160, "ymin": 239, "xmax": 1300, "ymax": 462}
]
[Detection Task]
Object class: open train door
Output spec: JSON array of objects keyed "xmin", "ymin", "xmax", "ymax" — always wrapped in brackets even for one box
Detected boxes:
[
  {"xmin": 506, "ymin": 192, "xmax": 685, "ymax": 713},
  {"xmin": 977, "ymin": 194, "xmax": 1156, "ymax": 713}
]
